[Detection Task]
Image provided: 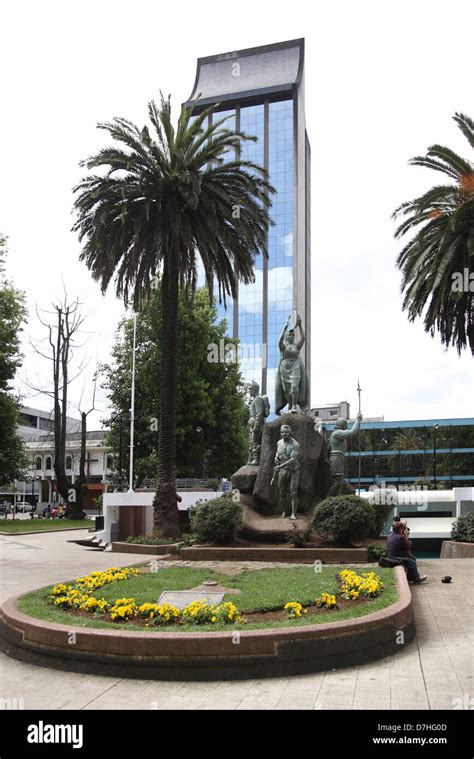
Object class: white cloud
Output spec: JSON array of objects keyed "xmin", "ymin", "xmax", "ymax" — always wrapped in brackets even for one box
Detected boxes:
[
  {"xmin": 239, "ymin": 266, "xmax": 293, "ymax": 314},
  {"xmin": 1, "ymin": 0, "xmax": 472, "ymax": 425}
]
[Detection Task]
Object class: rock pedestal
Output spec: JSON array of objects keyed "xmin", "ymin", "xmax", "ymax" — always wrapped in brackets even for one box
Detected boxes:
[
  {"xmin": 230, "ymin": 413, "xmax": 330, "ymax": 539},
  {"xmin": 231, "ymin": 465, "xmax": 258, "ymax": 495},
  {"xmin": 252, "ymin": 413, "xmax": 328, "ymax": 515}
]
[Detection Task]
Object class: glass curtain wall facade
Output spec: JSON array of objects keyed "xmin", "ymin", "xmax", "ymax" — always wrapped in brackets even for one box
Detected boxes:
[
  {"xmin": 185, "ymin": 39, "xmax": 310, "ymax": 410},
  {"xmin": 213, "ymin": 108, "xmax": 236, "ymax": 338},
  {"xmin": 322, "ymin": 418, "xmax": 474, "ymax": 488},
  {"xmin": 267, "ymin": 100, "xmax": 294, "ymax": 403},
  {"xmin": 236, "ymin": 103, "xmax": 265, "ymax": 385}
]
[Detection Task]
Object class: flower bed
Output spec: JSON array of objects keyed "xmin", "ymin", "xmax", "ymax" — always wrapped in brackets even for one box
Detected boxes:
[
  {"xmin": 45, "ymin": 566, "xmax": 387, "ymax": 629},
  {"xmin": 48, "ymin": 568, "xmax": 243, "ymax": 627},
  {"xmin": 283, "ymin": 569, "xmax": 384, "ymax": 618}
]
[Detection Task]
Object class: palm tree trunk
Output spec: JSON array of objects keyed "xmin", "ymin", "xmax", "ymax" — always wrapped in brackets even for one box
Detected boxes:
[
  {"xmin": 467, "ymin": 317, "xmax": 474, "ymax": 358},
  {"xmin": 153, "ymin": 253, "xmax": 181, "ymax": 538}
]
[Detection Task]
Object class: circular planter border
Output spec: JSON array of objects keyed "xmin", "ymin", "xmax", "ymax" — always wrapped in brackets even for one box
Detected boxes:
[{"xmin": 0, "ymin": 567, "xmax": 414, "ymax": 681}]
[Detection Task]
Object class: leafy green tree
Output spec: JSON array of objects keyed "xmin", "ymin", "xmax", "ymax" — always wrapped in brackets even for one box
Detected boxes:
[
  {"xmin": 101, "ymin": 287, "xmax": 248, "ymax": 485},
  {"xmin": 393, "ymin": 113, "xmax": 474, "ymax": 356},
  {"xmin": 73, "ymin": 95, "xmax": 272, "ymax": 537},
  {"xmin": 0, "ymin": 235, "xmax": 28, "ymax": 487}
]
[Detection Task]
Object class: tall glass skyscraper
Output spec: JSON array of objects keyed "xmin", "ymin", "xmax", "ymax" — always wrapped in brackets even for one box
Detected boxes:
[{"xmin": 184, "ymin": 39, "xmax": 311, "ymax": 411}]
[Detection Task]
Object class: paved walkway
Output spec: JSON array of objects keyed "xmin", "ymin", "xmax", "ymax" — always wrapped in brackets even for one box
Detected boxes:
[{"xmin": 0, "ymin": 530, "xmax": 472, "ymax": 710}]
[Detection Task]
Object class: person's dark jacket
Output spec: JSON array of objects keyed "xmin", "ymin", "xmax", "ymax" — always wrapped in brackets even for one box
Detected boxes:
[{"xmin": 387, "ymin": 531, "xmax": 411, "ymax": 558}]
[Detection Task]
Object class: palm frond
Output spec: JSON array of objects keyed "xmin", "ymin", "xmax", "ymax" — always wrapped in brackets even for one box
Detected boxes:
[
  {"xmin": 73, "ymin": 95, "xmax": 275, "ymax": 311},
  {"xmin": 393, "ymin": 113, "xmax": 474, "ymax": 356},
  {"xmin": 454, "ymin": 112, "xmax": 474, "ymax": 150}
]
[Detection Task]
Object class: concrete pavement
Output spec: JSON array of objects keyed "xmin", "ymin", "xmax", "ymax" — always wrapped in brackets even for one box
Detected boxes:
[{"xmin": 0, "ymin": 529, "xmax": 472, "ymax": 710}]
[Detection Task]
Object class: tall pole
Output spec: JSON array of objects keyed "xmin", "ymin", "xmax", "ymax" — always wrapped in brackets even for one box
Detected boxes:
[
  {"xmin": 128, "ymin": 313, "xmax": 137, "ymax": 494},
  {"xmin": 357, "ymin": 378, "xmax": 362, "ymax": 495},
  {"xmin": 433, "ymin": 423, "xmax": 439, "ymax": 489},
  {"xmin": 118, "ymin": 416, "xmax": 123, "ymax": 492}
]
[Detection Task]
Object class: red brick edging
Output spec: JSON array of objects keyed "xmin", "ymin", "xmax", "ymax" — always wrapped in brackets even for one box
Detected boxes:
[
  {"xmin": 111, "ymin": 542, "xmax": 179, "ymax": 555},
  {"xmin": 179, "ymin": 546, "xmax": 368, "ymax": 563},
  {"xmin": 0, "ymin": 567, "xmax": 413, "ymax": 680}
]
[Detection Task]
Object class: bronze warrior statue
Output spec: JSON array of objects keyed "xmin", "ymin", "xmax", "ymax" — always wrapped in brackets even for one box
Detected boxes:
[
  {"xmin": 272, "ymin": 424, "xmax": 301, "ymax": 520},
  {"xmin": 327, "ymin": 412, "xmax": 363, "ymax": 496},
  {"xmin": 247, "ymin": 381, "xmax": 270, "ymax": 466},
  {"xmin": 275, "ymin": 314, "xmax": 309, "ymax": 415}
]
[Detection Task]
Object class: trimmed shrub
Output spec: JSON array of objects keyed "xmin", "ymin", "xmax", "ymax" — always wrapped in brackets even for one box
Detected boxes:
[
  {"xmin": 189, "ymin": 498, "xmax": 243, "ymax": 544},
  {"xmin": 451, "ymin": 512, "xmax": 474, "ymax": 543},
  {"xmin": 367, "ymin": 544, "xmax": 387, "ymax": 562},
  {"xmin": 126, "ymin": 534, "xmax": 176, "ymax": 545},
  {"xmin": 312, "ymin": 495, "xmax": 376, "ymax": 546}
]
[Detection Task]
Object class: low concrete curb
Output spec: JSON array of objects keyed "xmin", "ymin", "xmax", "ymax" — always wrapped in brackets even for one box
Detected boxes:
[
  {"xmin": 111, "ymin": 542, "xmax": 179, "ymax": 555},
  {"xmin": 440, "ymin": 541, "xmax": 474, "ymax": 559},
  {"xmin": 0, "ymin": 526, "xmax": 93, "ymax": 536},
  {"xmin": 179, "ymin": 546, "xmax": 368, "ymax": 563},
  {"xmin": 0, "ymin": 567, "xmax": 413, "ymax": 680}
]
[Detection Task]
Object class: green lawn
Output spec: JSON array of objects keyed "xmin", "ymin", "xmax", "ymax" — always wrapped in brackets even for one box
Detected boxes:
[
  {"xmin": 17, "ymin": 564, "xmax": 398, "ymax": 632},
  {"xmin": 0, "ymin": 519, "xmax": 94, "ymax": 534}
]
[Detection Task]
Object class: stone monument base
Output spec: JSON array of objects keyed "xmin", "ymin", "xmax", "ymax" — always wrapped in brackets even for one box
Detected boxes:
[
  {"xmin": 239, "ymin": 500, "xmax": 316, "ymax": 544},
  {"xmin": 231, "ymin": 465, "xmax": 258, "ymax": 494}
]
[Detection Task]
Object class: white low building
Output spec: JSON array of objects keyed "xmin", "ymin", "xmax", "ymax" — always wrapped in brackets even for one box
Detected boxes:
[
  {"xmin": 16, "ymin": 428, "xmax": 113, "ymax": 509},
  {"xmin": 360, "ymin": 486, "xmax": 474, "ymax": 539},
  {"xmin": 97, "ymin": 489, "xmax": 218, "ymax": 544}
]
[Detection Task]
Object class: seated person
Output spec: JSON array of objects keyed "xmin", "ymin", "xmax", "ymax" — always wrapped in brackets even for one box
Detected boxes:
[
  {"xmin": 42, "ymin": 504, "xmax": 51, "ymax": 518},
  {"xmin": 387, "ymin": 521, "xmax": 427, "ymax": 584},
  {"xmin": 57, "ymin": 505, "xmax": 65, "ymax": 519},
  {"xmin": 389, "ymin": 515, "xmax": 401, "ymax": 532}
]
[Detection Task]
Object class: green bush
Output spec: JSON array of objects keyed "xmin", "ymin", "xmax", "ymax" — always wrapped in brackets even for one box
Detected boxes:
[
  {"xmin": 451, "ymin": 512, "xmax": 474, "ymax": 543},
  {"xmin": 370, "ymin": 501, "xmax": 394, "ymax": 537},
  {"xmin": 177, "ymin": 533, "xmax": 195, "ymax": 550},
  {"xmin": 126, "ymin": 534, "xmax": 176, "ymax": 545},
  {"xmin": 189, "ymin": 497, "xmax": 243, "ymax": 544},
  {"xmin": 367, "ymin": 544, "xmax": 387, "ymax": 562},
  {"xmin": 312, "ymin": 495, "xmax": 376, "ymax": 546},
  {"xmin": 287, "ymin": 525, "xmax": 311, "ymax": 548}
]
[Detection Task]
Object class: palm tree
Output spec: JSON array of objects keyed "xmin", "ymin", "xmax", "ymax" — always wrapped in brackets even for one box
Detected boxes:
[
  {"xmin": 391, "ymin": 429, "xmax": 424, "ymax": 451},
  {"xmin": 391, "ymin": 429, "xmax": 425, "ymax": 478},
  {"xmin": 73, "ymin": 95, "xmax": 273, "ymax": 537},
  {"xmin": 393, "ymin": 113, "xmax": 474, "ymax": 356}
]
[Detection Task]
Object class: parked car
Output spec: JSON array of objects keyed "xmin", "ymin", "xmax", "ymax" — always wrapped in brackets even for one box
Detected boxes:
[{"xmin": 15, "ymin": 502, "xmax": 34, "ymax": 513}]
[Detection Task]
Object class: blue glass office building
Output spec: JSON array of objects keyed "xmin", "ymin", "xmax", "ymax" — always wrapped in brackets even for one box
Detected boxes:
[
  {"xmin": 323, "ymin": 418, "xmax": 474, "ymax": 488},
  {"xmin": 184, "ymin": 39, "xmax": 311, "ymax": 408}
]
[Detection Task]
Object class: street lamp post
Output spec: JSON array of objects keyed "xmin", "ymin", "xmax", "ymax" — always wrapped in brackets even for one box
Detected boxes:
[
  {"xmin": 433, "ymin": 424, "xmax": 440, "ymax": 489},
  {"xmin": 25, "ymin": 475, "xmax": 40, "ymax": 519}
]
